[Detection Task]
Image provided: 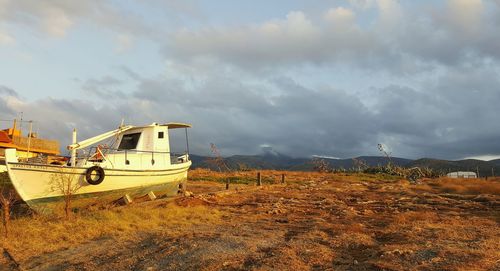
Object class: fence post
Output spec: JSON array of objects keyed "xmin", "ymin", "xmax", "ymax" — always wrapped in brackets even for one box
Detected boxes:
[
  {"xmin": 257, "ymin": 172, "xmax": 262, "ymax": 186},
  {"xmin": 281, "ymin": 174, "xmax": 286, "ymax": 184},
  {"xmin": 226, "ymin": 178, "xmax": 230, "ymax": 190}
]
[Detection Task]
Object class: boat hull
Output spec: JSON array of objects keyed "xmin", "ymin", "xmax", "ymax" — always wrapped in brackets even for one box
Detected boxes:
[{"xmin": 5, "ymin": 158, "xmax": 191, "ymax": 213}]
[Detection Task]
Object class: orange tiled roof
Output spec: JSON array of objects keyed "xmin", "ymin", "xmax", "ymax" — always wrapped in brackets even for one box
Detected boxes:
[{"xmin": 0, "ymin": 130, "xmax": 12, "ymax": 143}]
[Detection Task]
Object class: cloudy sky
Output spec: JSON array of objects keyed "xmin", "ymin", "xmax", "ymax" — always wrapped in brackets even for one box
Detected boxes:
[{"xmin": 1, "ymin": 0, "xmax": 500, "ymax": 160}]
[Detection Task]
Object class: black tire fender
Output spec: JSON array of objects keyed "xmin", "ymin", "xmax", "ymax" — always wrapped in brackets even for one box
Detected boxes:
[{"xmin": 85, "ymin": 166, "xmax": 105, "ymax": 185}]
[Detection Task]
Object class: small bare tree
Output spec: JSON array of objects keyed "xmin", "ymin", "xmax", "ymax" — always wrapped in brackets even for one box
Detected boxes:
[
  {"xmin": 50, "ymin": 169, "xmax": 82, "ymax": 219},
  {"xmin": 312, "ymin": 158, "xmax": 331, "ymax": 173},
  {"xmin": 352, "ymin": 158, "xmax": 368, "ymax": 172},
  {"xmin": 207, "ymin": 143, "xmax": 233, "ymax": 190},
  {"xmin": 0, "ymin": 173, "xmax": 16, "ymax": 238},
  {"xmin": 207, "ymin": 143, "xmax": 231, "ymax": 172},
  {"xmin": 378, "ymin": 143, "xmax": 393, "ymax": 166}
]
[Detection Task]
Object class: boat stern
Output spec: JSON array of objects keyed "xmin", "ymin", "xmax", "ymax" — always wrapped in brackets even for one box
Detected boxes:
[
  {"xmin": 5, "ymin": 148, "xmax": 18, "ymax": 164},
  {"xmin": 4, "ymin": 148, "xmax": 28, "ymax": 201}
]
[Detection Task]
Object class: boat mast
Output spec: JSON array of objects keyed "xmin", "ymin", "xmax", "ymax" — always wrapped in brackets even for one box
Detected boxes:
[
  {"xmin": 185, "ymin": 127, "xmax": 190, "ymax": 155},
  {"xmin": 71, "ymin": 128, "xmax": 77, "ymax": 167}
]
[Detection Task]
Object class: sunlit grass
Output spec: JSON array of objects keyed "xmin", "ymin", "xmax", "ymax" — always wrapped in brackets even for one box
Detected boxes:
[
  {"xmin": 0, "ymin": 200, "xmax": 223, "ymax": 261},
  {"xmin": 1, "ymin": 169, "xmax": 499, "ymax": 269},
  {"xmin": 416, "ymin": 177, "xmax": 500, "ymax": 195}
]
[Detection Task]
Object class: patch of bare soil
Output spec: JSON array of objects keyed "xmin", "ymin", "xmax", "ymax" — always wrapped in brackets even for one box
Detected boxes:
[{"xmin": 3, "ymin": 173, "xmax": 500, "ymax": 270}]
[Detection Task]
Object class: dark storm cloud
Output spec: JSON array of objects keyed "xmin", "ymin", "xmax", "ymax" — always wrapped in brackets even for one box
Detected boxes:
[
  {"xmin": 0, "ymin": 85, "xmax": 18, "ymax": 97},
  {"xmin": 93, "ymin": 72, "xmax": 379, "ymax": 157},
  {"xmin": 87, "ymin": 65, "xmax": 500, "ymax": 159},
  {"xmin": 116, "ymin": 63, "xmax": 500, "ymax": 159},
  {"xmin": 0, "ymin": 90, "xmax": 145, "ymax": 151},
  {"xmin": 0, "ymin": 85, "xmax": 17, "ymax": 116},
  {"xmin": 81, "ymin": 76, "xmax": 126, "ymax": 99},
  {"xmin": 372, "ymin": 65, "xmax": 500, "ymax": 159}
]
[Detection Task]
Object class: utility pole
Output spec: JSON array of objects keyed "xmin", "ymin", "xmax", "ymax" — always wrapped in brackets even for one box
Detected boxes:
[
  {"xmin": 12, "ymin": 119, "xmax": 17, "ymax": 134},
  {"xmin": 18, "ymin": 112, "xmax": 23, "ymax": 133},
  {"xmin": 26, "ymin": 121, "xmax": 33, "ymax": 158}
]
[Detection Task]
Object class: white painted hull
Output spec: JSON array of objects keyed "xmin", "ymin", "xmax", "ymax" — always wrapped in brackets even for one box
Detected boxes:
[{"xmin": 5, "ymin": 160, "xmax": 191, "ymax": 212}]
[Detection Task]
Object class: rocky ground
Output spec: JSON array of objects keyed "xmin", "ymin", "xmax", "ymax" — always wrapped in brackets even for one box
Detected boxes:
[{"xmin": 1, "ymin": 171, "xmax": 499, "ymax": 270}]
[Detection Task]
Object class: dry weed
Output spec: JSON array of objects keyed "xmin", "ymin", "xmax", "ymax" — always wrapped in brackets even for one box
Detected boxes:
[{"xmin": 417, "ymin": 178, "xmax": 500, "ymax": 195}]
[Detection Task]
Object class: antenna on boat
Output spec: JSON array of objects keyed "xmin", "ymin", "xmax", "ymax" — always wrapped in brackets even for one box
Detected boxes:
[
  {"xmin": 185, "ymin": 127, "xmax": 190, "ymax": 155},
  {"xmin": 18, "ymin": 112, "xmax": 23, "ymax": 133},
  {"xmin": 110, "ymin": 118, "xmax": 126, "ymax": 148}
]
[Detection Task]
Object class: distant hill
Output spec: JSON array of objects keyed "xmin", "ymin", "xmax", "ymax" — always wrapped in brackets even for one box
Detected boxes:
[
  {"xmin": 287, "ymin": 156, "xmax": 412, "ymax": 171},
  {"xmin": 328, "ymin": 156, "xmax": 412, "ymax": 168},
  {"xmin": 190, "ymin": 154, "xmax": 410, "ymax": 172},
  {"xmin": 190, "ymin": 153, "xmax": 500, "ymax": 176},
  {"xmin": 489, "ymin": 159, "xmax": 500, "ymax": 166},
  {"xmin": 190, "ymin": 153, "xmax": 308, "ymax": 171}
]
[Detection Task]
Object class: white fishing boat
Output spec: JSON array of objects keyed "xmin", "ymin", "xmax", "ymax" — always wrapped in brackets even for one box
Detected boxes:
[{"xmin": 4, "ymin": 122, "xmax": 192, "ymax": 213}]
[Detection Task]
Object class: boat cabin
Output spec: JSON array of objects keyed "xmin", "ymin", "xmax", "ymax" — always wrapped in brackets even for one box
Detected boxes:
[{"xmin": 75, "ymin": 123, "xmax": 191, "ymax": 170}]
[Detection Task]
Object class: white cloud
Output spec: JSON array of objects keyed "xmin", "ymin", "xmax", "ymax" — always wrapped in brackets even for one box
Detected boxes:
[
  {"xmin": 0, "ymin": 0, "xmax": 8, "ymax": 17},
  {"xmin": 161, "ymin": 1, "xmax": 500, "ymax": 75},
  {"xmin": 446, "ymin": 0, "xmax": 484, "ymax": 35},
  {"xmin": 324, "ymin": 7, "xmax": 355, "ymax": 26},
  {"xmin": 167, "ymin": 9, "xmax": 385, "ymax": 70},
  {"xmin": 283, "ymin": 11, "xmax": 316, "ymax": 36},
  {"xmin": 42, "ymin": 7, "xmax": 73, "ymax": 37},
  {"xmin": 374, "ymin": 0, "xmax": 404, "ymax": 33},
  {"xmin": 349, "ymin": 0, "xmax": 376, "ymax": 9},
  {"xmin": 115, "ymin": 34, "xmax": 133, "ymax": 53},
  {"xmin": 0, "ymin": 29, "xmax": 14, "ymax": 44},
  {"xmin": 168, "ymin": 11, "xmax": 326, "ymax": 68},
  {"xmin": 0, "ymin": 1, "xmax": 155, "ymax": 40}
]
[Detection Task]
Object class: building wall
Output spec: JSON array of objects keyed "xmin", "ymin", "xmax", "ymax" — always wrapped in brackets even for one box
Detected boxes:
[{"xmin": 446, "ymin": 171, "xmax": 477, "ymax": 178}]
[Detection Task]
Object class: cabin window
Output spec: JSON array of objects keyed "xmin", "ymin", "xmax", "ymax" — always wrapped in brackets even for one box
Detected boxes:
[
  {"xmin": 158, "ymin": 132, "xmax": 164, "ymax": 139},
  {"xmin": 118, "ymin": 133, "xmax": 141, "ymax": 150}
]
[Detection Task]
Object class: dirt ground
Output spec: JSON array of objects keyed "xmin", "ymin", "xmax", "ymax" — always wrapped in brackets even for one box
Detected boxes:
[{"xmin": 1, "ymin": 171, "xmax": 499, "ymax": 271}]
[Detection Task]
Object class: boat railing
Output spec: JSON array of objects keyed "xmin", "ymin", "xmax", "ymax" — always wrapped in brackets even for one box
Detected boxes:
[{"xmin": 83, "ymin": 147, "xmax": 189, "ymax": 167}]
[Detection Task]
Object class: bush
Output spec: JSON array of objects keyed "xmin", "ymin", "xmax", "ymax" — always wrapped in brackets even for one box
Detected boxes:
[{"xmin": 363, "ymin": 163, "xmax": 440, "ymax": 182}]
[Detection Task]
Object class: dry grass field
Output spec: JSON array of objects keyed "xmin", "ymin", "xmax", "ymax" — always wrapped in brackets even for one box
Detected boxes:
[{"xmin": 1, "ymin": 169, "xmax": 499, "ymax": 270}]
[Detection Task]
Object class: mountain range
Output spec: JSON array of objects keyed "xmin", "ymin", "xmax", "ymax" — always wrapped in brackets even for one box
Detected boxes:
[{"xmin": 190, "ymin": 153, "xmax": 500, "ymax": 177}]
